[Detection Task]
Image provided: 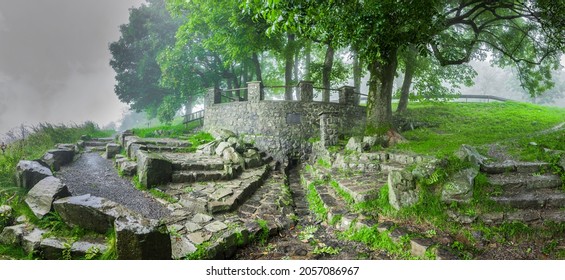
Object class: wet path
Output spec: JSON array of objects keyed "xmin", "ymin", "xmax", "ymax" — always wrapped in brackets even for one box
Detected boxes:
[{"xmin": 57, "ymin": 152, "xmax": 170, "ymax": 220}]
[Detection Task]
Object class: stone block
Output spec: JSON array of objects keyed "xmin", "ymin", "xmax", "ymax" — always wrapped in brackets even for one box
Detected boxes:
[
  {"xmin": 114, "ymin": 216, "xmax": 171, "ymax": 260},
  {"xmin": 136, "ymin": 150, "xmax": 172, "ymax": 187},
  {"xmin": 15, "ymin": 160, "xmax": 53, "ymax": 190},
  {"xmin": 42, "ymin": 148, "xmax": 75, "ymax": 171},
  {"xmin": 106, "ymin": 143, "xmax": 121, "ymax": 159},
  {"xmin": 25, "ymin": 176, "xmax": 71, "ymax": 219}
]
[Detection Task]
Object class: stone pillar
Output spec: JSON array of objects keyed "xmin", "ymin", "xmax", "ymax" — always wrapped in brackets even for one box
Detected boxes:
[
  {"xmin": 319, "ymin": 112, "xmax": 339, "ymax": 147},
  {"xmin": 298, "ymin": 81, "xmax": 313, "ymax": 102},
  {"xmin": 205, "ymin": 87, "xmax": 221, "ymax": 108},
  {"xmin": 247, "ymin": 81, "xmax": 263, "ymax": 102},
  {"xmin": 339, "ymin": 86, "xmax": 356, "ymax": 105}
]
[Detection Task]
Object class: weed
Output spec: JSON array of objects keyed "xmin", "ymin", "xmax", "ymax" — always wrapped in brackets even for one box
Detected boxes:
[
  {"xmin": 298, "ymin": 225, "xmax": 318, "ymax": 242},
  {"xmin": 313, "ymin": 244, "xmax": 341, "ymax": 256},
  {"xmin": 316, "ymin": 159, "xmax": 332, "ymax": 169}
]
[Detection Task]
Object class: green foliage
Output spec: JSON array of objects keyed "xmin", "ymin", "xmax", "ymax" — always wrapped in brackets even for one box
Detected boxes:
[
  {"xmin": 255, "ymin": 219, "xmax": 270, "ymax": 246},
  {"xmin": 185, "ymin": 242, "xmax": 211, "ymax": 260},
  {"xmin": 298, "ymin": 225, "xmax": 318, "ymax": 242},
  {"xmin": 312, "ymin": 244, "xmax": 341, "ymax": 256},
  {"xmin": 316, "ymin": 159, "xmax": 331, "ymax": 169},
  {"xmin": 109, "ymin": 0, "xmax": 181, "ymax": 117}
]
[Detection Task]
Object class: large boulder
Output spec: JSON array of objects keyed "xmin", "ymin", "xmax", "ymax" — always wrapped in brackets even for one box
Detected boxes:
[
  {"xmin": 116, "ymin": 158, "xmax": 137, "ymax": 176},
  {"xmin": 105, "ymin": 143, "xmax": 121, "ymax": 159},
  {"xmin": 388, "ymin": 170, "xmax": 419, "ymax": 210},
  {"xmin": 210, "ymin": 129, "xmax": 236, "ymax": 141},
  {"xmin": 25, "ymin": 176, "xmax": 71, "ymax": 219},
  {"xmin": 197, "ymin": 140, "xmax": 220, "ymax": 156},
  {"xmin": 441, "ymin": 168, "xmax": 478, "ymax": 204},
  {"xmin": 243, "ymin": 149, "xmax": 263, "ymax": 169},
  {"xmin": 42, "ymin": 148, "xmax": 74, "ymax": 171},
  {"xmin": 215, "ymin": 142, "xmax": 232, "ymax": 156},
  {"xmin": 53, "ymin": 194, "xmax": 129, "ymax": 233},
  {"xmin": 136, "ymin": 150, "xmax": 172, "ymax": 187},
  {"xmin": 0, "ymin": 224, "xmax": 28, "ymax": 245},
  {"xmin": 222, "ymin": 147, "xmax": 245, "ymax": 167},
  {"xmin": 114, "ymin": 216, "xmax": 171, "ymax": 260},
  {"xmin": 345, "ymin": 136, "xmax": 366, "ymax": 153},
  {"xmin": 16, "ymin": 160, "xmax": 53, "ymax": 190}
]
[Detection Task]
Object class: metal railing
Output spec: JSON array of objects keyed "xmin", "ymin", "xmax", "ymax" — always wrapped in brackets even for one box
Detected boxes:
[{"xmin": 458, "ymin": 94, "xmax": 511, "ymax": 102}]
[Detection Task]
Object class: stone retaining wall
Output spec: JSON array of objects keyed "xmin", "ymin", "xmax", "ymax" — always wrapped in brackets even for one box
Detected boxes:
[{"xmin": 204, "ymin": 82, "xmax": 366, "ymax": 162}]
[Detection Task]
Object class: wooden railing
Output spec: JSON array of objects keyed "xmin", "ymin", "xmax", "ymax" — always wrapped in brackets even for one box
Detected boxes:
[{"xmin": 183, "ymin": 110, "xmax": 205, "ymax": 126}]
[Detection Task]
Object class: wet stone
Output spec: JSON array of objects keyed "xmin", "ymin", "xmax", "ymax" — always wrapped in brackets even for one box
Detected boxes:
[
  {"xmin": 192, "ymin": 213, "xmax": 213, "ymax": 224},
  {"xmin": 211, "ymin": 188, "xmax": 234, "ymax": 201},
  {"xmin": 410, "ymin": 238, "xmax": 434, "ymax": 257},
  {"xmin": 187, "ymin": 231, "xmax": 211, "ymax": 245},
  {"xmin": 377, "ymin": 221, "xmax": 395, "ymax": 233},
  {"xmin": 480, "ymin": 212, "xmax": 504, "ymax": 224},
  {"xmin": 505, "ymin": 210, "xmax": 541, "ymax": 222},
  {"xmin": 389, "ymin": 227, "xmax": 409, "ymax": 243},
  {"xmin": 185, "ymin": 221, "xmax": 203, "ymax": 233},
  {"xmin": 205, "ymin": 221, "xmax": 228, "ymax": 233}
]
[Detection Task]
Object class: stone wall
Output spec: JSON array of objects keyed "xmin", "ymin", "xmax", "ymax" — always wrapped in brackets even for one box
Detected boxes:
[{"xmin": 204, "ymin": 82, "xmax": 366, "ymax": 162}]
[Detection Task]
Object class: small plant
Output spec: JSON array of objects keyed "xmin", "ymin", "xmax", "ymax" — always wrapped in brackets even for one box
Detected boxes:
[
  {"xmin": 84, "ymin": 246, "xmax": 101, "ymax": 260},
  {"xmin": 424, "ymin": 229, "xmax": 437, "ymax": 238},
  {"xmin": 313, "ymin": 244, "xmax": 341, "ymax": 256},
  {"xmin": 316, "ymin": 159, "xmax": 332, "ymax": 169},
  {"xmin": 298, "ymin": 225, "xmax": 318, "ymax": 242}
]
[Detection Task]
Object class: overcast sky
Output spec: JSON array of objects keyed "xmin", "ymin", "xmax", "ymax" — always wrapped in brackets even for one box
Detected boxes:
[{"xmin": 0, "ymin": 0, "xmax": 145, "ymax": 137}]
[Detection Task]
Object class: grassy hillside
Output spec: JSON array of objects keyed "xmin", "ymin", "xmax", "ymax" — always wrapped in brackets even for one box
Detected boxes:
[{"xmin": 394, "ymin": 101, "xmax": 565, "ymax": 157}]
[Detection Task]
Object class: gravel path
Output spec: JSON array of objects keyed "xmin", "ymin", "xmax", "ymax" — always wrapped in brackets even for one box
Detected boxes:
[{"xmin": 57, "ymin": 152, "xmax": 170, "ymax": 220}]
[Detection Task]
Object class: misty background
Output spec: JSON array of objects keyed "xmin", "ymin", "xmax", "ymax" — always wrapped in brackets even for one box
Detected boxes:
[
  {"xmin": 1, "ymin": 1, "xmax": 564, "ymax": 142},
  {"xmin": 0, "ymin": 0, "xmax": 144, "ymax": 141}
]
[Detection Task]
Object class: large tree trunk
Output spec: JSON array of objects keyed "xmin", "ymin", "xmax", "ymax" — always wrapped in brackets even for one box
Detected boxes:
[
  {"xmin": 252, "ymin": 53, "xmax": 262, "ymax": 81},
  {"xmin": 367, "ymin": 48, "xmax": 398, "ymax": 135},
  {"xmin": 396, "ymin": 49, "xmax": 416, "ymax": 113},
  {"xmin": 305, "ymin": 41, "xmax": 311, "ymax": 80},
  {"xmin": 353, "ymin": 49, "xmax": 362, "ymax": 105},
  {"xmin": 322, "ymin": 44, "xmax": 334, "ymax": 102},
  {"xmin": 185, "ymin": 95, "xmax": 193, "ymax": 115},
  {"xmin": 284, "ymin": 33, "xmax": 295, "ymax": 100}
]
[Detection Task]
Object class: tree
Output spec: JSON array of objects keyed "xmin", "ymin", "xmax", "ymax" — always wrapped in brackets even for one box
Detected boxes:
[
  {"xmin": 109, "ymin": 0, "xmax": 181, "ymax": 121},
  {"xmin": 246, "ymin": 0, "xmax": 565, "ymax": 139}
]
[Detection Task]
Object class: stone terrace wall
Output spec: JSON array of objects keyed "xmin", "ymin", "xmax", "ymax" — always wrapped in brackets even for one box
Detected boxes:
[{"xmin": 204, "ymin": 82, "xmax": 366, "ymax": 162}]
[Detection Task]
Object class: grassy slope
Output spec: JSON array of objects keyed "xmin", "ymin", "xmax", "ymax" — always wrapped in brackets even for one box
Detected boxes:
[{"xmin": 394, "ymin": 101, "xmax": 565, "ymax": 157}]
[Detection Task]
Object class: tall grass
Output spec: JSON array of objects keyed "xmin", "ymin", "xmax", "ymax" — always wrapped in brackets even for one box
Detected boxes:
[{"xmin": 0, "ymin": 122, "xmax": 112, "ymax": 208}]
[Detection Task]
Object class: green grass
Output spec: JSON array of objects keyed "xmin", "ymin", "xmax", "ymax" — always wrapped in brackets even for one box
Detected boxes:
[
  {"xmin": 306, "ymin": 181, "xmax": 328, "ymax": 221},
  {"xmin": 395, "ymin": 102, "xmax": 565, "ymax": 156},
  {"xmin": 132, "ymin": 120, "xmax": 201, "ymax": 138}
]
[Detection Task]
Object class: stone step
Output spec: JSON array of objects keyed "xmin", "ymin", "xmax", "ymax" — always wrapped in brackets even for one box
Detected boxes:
[
  {"xmin": 379, "ymin": 162, "xmax": 405, "ymax": 173},
  {"xmin": 162, "ymin": 152, "xmax": 225, "ymax": 171},
  {"xmin": 145, "ymin": 145, "xmax": 189, "ymax": 153},
  {"xmin": 481, "ymin": 209, "xmax": 565, "ymax": 224},
  {"xmin": 83, "ymin": 141, "xmax": 111, "ymax": 147},
  {"xmin": 172, "ymin": 170, "xmax": 227, "ymax": 183},
  {"xmin": 332, "ymin": 174, "xmax": 384, "ymax": 203},
  {"xmin": 487, "ymin": 173, "xmax": 562, "ymax": 191},
  {"xmin": 489, "ymin": 188, "xmax": 565, "ymax": 209},
  {"xmin": 481, "ymin": 160, "xmax": 551, "ymax": 174}
]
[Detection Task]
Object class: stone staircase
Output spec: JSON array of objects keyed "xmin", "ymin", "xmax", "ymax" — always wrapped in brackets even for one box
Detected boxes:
[
  {"xmin": 120, "ymin": 132, "xmax": 294, "ymax": 259},
  {"xmin": 480, "ymin": 160, "xmax": 565, "ymax": 223}
]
